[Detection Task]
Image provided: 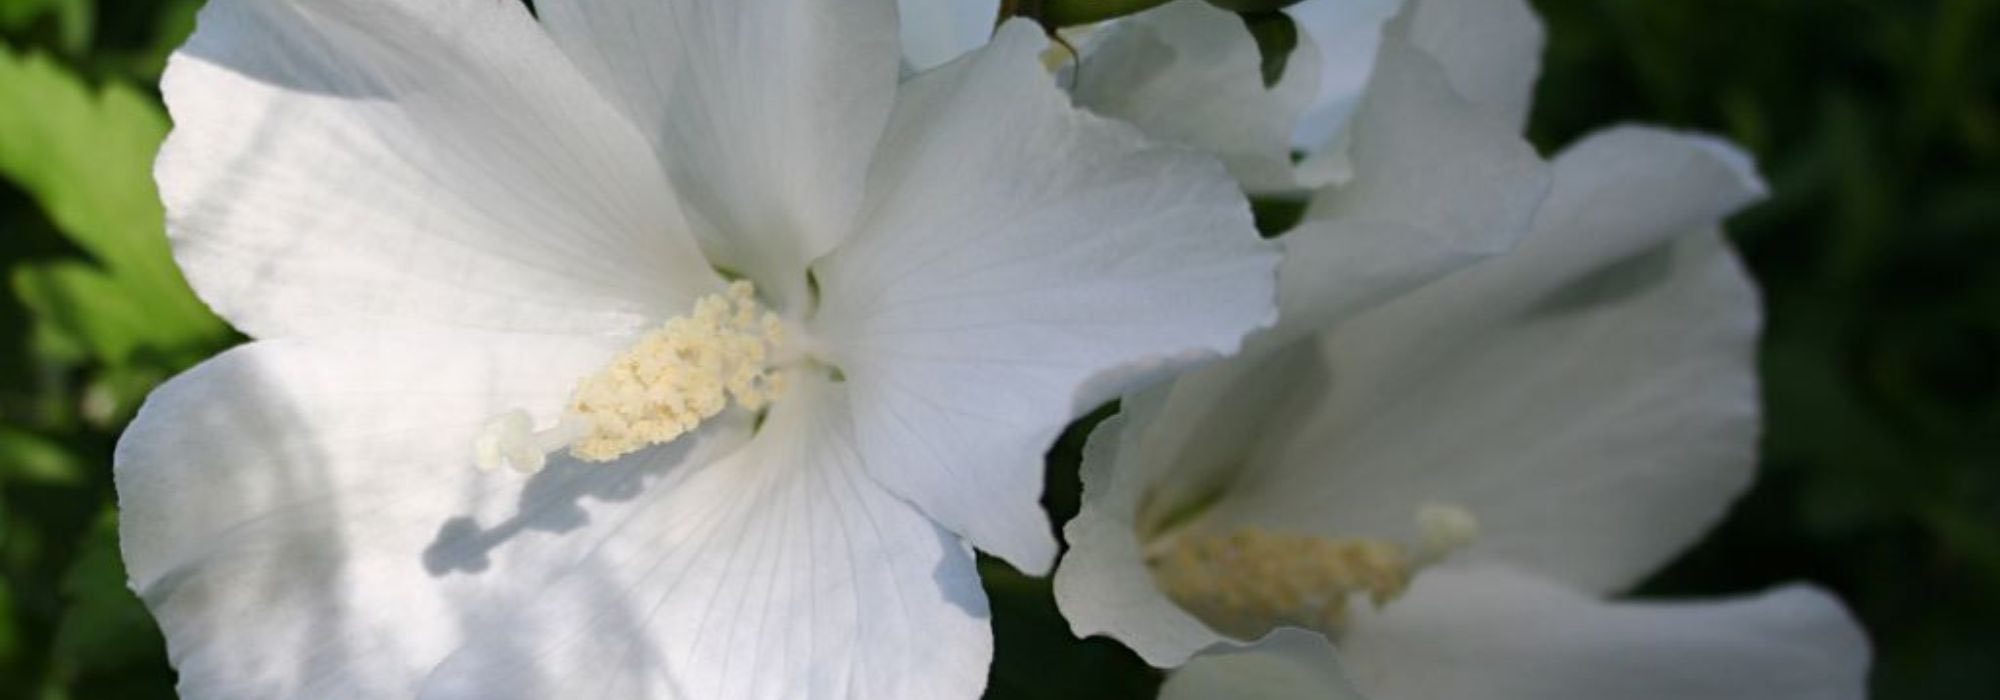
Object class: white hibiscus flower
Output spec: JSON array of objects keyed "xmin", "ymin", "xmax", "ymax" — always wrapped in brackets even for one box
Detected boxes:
[
  {"xmin": 114, "ymin": 0, "xmax": 1280, "ymax": 697},
  {"xmin": 1057, "ymin": 128, "xmax": 1874, "ymax": 698},
  {"xmin": 1048, "ymin": 1, "xmax": 1872, "ymax": 698}
]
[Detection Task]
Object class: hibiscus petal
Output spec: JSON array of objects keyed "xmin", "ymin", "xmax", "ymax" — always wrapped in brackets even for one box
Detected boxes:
[
  {"xmin": 1287, "ymin": 0, "xmax": 1401, "ymax": 150},
  {"xmin": 1337, "ymin": 567, "xmax": 1870, "ymax": 700},
  {"xmin": 158, "ymin": 0, "xmax": 720, "ymax": 339},
  {"xmin": 1073, "ymin": 0, "xmax": 1324, "ymax": 194},
  {"xmin": 419, "ymin": 375, "xmax": 991, "ymax": 699},
  {"xmin": 1397, "ymin": 0, "xmax": 1545, "ymax": 130},
  {"xmin": 1157, "ymin": 629, "xmax": 1363, "ymax": 700},
  {"xmin": 117, "ymin": 332, "xmax": 635, "ymax": 696},
  {"xmin": 1052, "ymin": 413, "xmax": 1230, "ymax": 668},
  {"xmin": 898, "ymin": 0, "xmax": 1001, "ymax": 73},
  {"xmin": 1273, "ymin": 36, "xmax": 1550, "ymax": 346},
  {"xmin": 1213, "ymin": 128, "xmax": 1771, "ymax": 594},
  {"xmin": 535, "ymin": 0, "xmax": 899, "ymax": 311},
  {"xmin": 812, "ymin": 20, "xmax": 1280, "ymax": 575}
]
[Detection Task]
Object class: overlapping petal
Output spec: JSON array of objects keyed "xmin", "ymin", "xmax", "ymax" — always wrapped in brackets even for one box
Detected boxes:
[
  {"xmin": 157, "ymin": 0, "xmax": 721, "ymax": 339},
  {"xmin": 1073, "ymin": 0, "xmax": 1324, "ymax": 194},
  {"xmin": 1158, "ymin": 568, "xmax": 1867, "ymax": 700},
  {"xmin": 1287, "ymin": 0, "xmax": 1402, "ymax": 150},
  {"xmin": 813, "ymin": 21, "xmax": 1280, "ymax": 575},
  {"xmin": 1335, "ymin": 567, "xmax": 1869, "ymax": 700},
  {"xmin": 1272, "ymin": 35, "xmax": 1550, "ymax": 347},
  {"xmin": 1052, "ymin": 0, "xmax": 1549, "ymax": 349},
  {"xmin": 535, "ymin": 0, "xmax": 900, "ymax": 311},
  {"xmin": 1396, "ymin": 0, "xmax": 1544, "ymax": 129},
  {"xmin": 1157, "ymin": 629, "xmax": 1363, "ymax": 700}
]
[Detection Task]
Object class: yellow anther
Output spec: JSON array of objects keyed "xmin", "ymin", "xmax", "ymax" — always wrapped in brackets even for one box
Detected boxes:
[
  {"xmin": 1147, "ymin": 505, "xmax": 1480, "ymax": 639},
  {"xmin": 566, "ymin": 281, "xmax": 787, "ymax": 462},
  {"xmin": 1150, "ymin": 527, "xmax": 1411, "ymax": 639}
]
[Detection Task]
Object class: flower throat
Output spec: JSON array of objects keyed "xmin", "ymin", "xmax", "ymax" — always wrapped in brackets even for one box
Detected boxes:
[{"xmin": 1147, "ymin": 503, "xmax": 1479, "ymax": 639}]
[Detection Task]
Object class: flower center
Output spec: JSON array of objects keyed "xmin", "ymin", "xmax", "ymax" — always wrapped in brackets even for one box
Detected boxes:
[
  {"xmin": 1145, "ymin": 503, "xmax": 1479, "ymax": 640},
  {"xmin": 474, "ymin": 281, "xmax": 789, "ymax": 473}
]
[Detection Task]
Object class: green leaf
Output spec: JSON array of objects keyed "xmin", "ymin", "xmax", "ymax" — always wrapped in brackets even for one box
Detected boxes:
[
  {"xmin": 13, "ymin": 262, "xmax": 173, "ymax": 366},
  {"xmin": 0, "ymin": 0, "xmax": 93, "ymax": 53},
  {"xmin": 77, "ymin": 363, "xmax": 168, "ymax": 429},
  {"xmin": 0, "ymin": 47, "xmax": 225, "ymax": 365},
  {"xmin": 0, "ymin": 579, "xmax": 20, "ymax": 665},
  {"xmin": 124, "ymin": 0, "xmax": 200, "ymax": 81},
  {"xmin": 0, "ymin": 426, "xmax": 84, "ymax": 486},
  {"xmin": 50, "ymin": 511, "xmax": 167, "ymax": 680}
]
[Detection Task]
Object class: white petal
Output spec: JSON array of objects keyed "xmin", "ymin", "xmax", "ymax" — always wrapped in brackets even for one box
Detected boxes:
[
  {"xmin": 1273, "ymin": 36, "xmax": 1550, "ymax": 345},
  {"xmin": 1159, "ymin": 629, "xmax": 1363, "ymax": 700},
  {"xmin": 1073, "ymin": 0, "xmax": 1324, "ymax": 194},
  {"xmin": 118, "ymin": 336, "xmax": 988, "ymax": 699},
  {"xmin": 158, "ymin": 0, "xmax": 720, "ymax": 338},
  {"xmin": 1340, "ymin": 567, "xmax": 1870, "ymax": 700},
  {"xmin": 899, "ymin": 0, "xmax": 1001, "ymax": 72},
  {"xmin": 535, "ymin": 0, "xmax": 899, "ymax": 311},
  {"xmin": 1398, "ymin": 0, "xmax": 1545, "ymax": 130},
  {"xmin": 813, "ymin": 20, "xmax": 1279, "ymax": 575},
  {"xmin": 1053, "ymin": 414, "xmax": 1231, "ymax": 668},
  {"xmin": 1287, "ymin": 0, "xmax": 1402, "ymax": 150},
  {"xmin": 419, "ymin": 375, "xmax": 991, "ymax": 699},
  {"xmin": 1053, "ymin": 344, "xmax": 1330, "ymax": 666},
  {"xmin": 1213, "ymin": 128, "xmax": 1771, "ymax": 593},
  {"xmin": 117, "ymin": 332, "xmax": 633, "ymax": 696}
]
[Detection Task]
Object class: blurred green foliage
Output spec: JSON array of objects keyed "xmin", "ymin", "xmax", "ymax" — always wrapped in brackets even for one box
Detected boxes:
[
  {"xmin": 0, "ymin": 0, "xmax": 1990, "ymax": 698},
  {"xmin": 1, "ymin": 1, "xmax": 220, "ymax": 697},
  {"xmin": 0, "ymin": 47, "xmax": 224, "ymax": 367}
]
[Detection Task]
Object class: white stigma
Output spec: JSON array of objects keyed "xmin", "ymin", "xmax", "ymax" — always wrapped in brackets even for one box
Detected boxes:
[
  {"xmin": 1147, "ymin": 503, "xmax": 1480, "ymax": 639},
  {"xmin": 473, "ymin": 410, "xmax": 588, "ymax": 474},
  {"xmin": 1416, "ymin": 502, "xmax": 1480, "ymax": 561},
  {"xmin": 473, "ymin": 281, "xmax": 789, "ymax": 474}
]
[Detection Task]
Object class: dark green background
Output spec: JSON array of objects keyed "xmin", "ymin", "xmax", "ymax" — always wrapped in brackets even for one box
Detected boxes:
[{"xmin": 0, "ymin": 0, "xmax": 1992, "ymax": 697}]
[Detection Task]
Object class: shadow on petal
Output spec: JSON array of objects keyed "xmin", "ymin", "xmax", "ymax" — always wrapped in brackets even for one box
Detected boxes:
[{"xmin": 420, "ymin": 436, "xmax": 700, "ymax": 577}]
